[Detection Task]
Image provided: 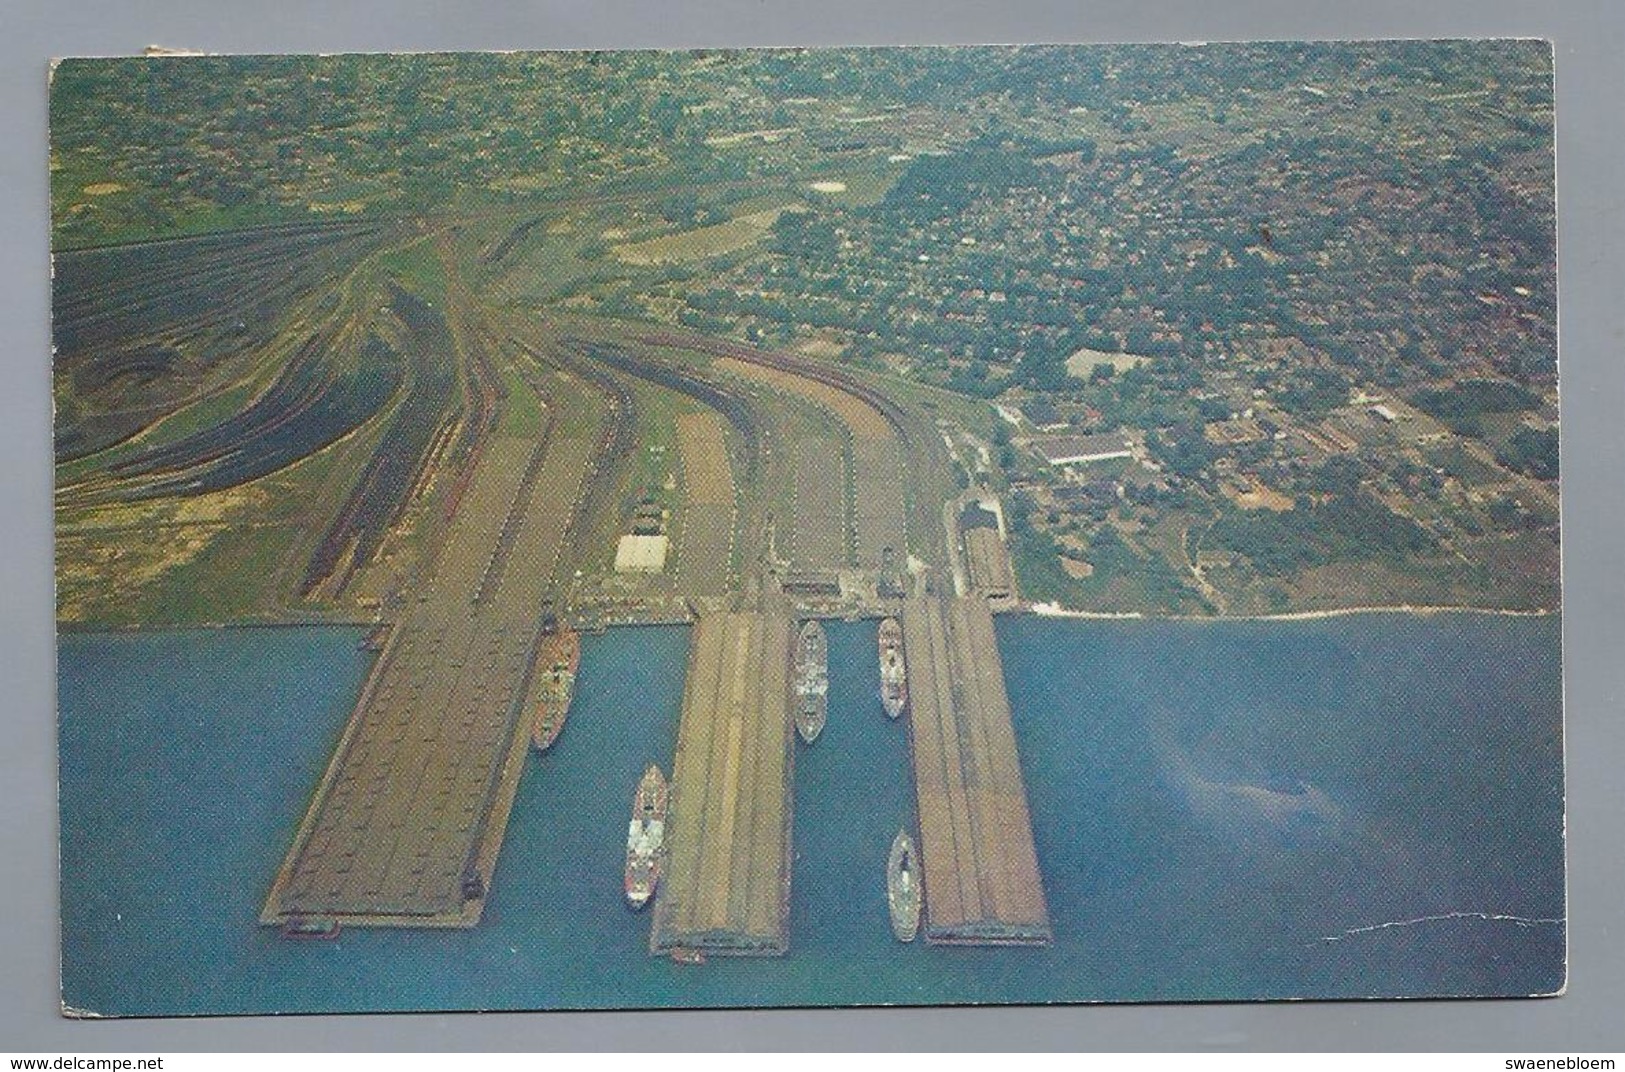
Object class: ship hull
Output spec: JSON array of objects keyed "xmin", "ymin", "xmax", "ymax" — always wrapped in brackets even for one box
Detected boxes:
[
  {"xmin": 794, "ymin": 620, "xmax": 829, "ymax": 744},
  {"xmin": 795, "ymin": 696, "xmax": 827, "ymax": 744},
  {"xmin": 878, "ymin": 617, "xmax": 907, "ymax": 720},
  {"xmin": 531, "ymin": 629, "xmax": 581, "ymax": 752},
  {"xmin": 887, "ymin": 829, "xmax": 921, "ymax": 942},
  {"xmin": 625, "ymin": 764, "xmax": 668, "ymax": 911}
]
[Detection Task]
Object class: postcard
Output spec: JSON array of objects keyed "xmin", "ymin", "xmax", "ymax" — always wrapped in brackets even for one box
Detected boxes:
[{"xmin": 53, "ymin": 41, "xmax": 1562, "ymax": 1016}]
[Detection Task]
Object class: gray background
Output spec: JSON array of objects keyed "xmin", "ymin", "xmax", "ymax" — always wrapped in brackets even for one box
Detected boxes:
[{"xmin": 4, "ymin": 0, "xmax": 1620, "ymax": 1052}]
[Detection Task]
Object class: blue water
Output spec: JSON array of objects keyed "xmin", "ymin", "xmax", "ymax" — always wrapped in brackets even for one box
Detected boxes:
[{"xmin": 57, "ymin": 614, "xmax": 1564, "ymax": 1015}]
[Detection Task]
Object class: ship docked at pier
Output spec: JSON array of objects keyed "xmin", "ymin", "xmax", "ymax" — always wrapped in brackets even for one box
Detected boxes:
[
  {"xmin": 878, "ymin": 616, "xmax": 907, "ymax": 719},
  {"xmin": 625, "ymin": 764, "xmax": 667, "ymax": 910},
  {"xmin": 887, "ymin": 829, "xmax": 921, "ymax": 942},
  {"xmin": 530, "ymin": 627, "xmax": 580, "ymax": 751},
  {"xmin": 794, "ymin": 620, "xmax": 828, "ymax": 744}
]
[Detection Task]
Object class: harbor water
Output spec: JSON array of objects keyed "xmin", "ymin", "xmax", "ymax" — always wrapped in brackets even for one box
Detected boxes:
[{"xmin": 57, "ymin": 613, "xmax": 1564, "ymax": 1015}]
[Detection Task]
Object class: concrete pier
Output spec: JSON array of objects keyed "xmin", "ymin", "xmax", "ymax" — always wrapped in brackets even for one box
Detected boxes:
[
  {"xmin": 262, "ymin": 378, "xmax": 603, "ymax": 929},
  {"xmin": 904, "ymin": 595, "xmax": 1051, "ymax": 946},
  {"xmin": 651, "ymin": 610, "xmax": 794, "ymax": 956}
]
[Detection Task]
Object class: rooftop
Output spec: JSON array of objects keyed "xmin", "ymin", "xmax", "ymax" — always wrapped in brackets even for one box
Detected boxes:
[
  {"xmin": 614, "ymin": 534, "xmax": 670, "ymax": 573},
  {"xmin": 1029, "ymin": 433, "xmax": 1133, "ymax": 465}
]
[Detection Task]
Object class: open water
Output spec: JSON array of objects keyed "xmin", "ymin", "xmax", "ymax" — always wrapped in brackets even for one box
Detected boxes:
[{"xmin": 58, "ymin": 613, "xmax": 1564, "ymax": 1015}]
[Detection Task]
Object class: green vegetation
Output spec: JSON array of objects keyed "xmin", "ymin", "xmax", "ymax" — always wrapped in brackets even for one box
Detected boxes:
[
  {"xmin": 1413, "ymin": 379, "xmax": 1541, "ymax": 436},
  {"xmin": 498, "ymin": 369, "xmax": 544, "ymax": 439},
  {"xmin": 1498, "ymin": 426, "xmax": 1560, "ymax": 480},
  {"xmin": 1208, "ymin": 493, "xmax": 1439, "ymax": 578},
  {"xmin": 374, "ymin": 240, "xmax": 447, "ymax": 303},
  {"xmin": 50, "ymin": 42, "xmax": 1561, "ymax": 622},
  {"xmin": 1007, "ymin": 491, "xmax": 1201, "ymax": 613},
  {"xmin": 1276, "ymin": 368, "xmax": 1350, "ymax": 419}
]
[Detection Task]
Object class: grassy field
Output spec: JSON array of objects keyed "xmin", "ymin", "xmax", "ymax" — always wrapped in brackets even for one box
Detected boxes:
[
  {"xmin": 612, "ymin": 206, "xmax": 795, "ymax": 266},
  {"xmin": 1064, "ymin": 347, "xmax": 1150, "ymax": 379}
]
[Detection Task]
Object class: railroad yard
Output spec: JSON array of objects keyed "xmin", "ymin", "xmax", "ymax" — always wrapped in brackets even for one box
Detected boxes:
[
  {"xmin": 262, "ymin": 362, "xmax": 608, "ymax": 928},
  {"xmin": 54, "ymin": 41, "xmax": 1562, "ymax": 959},
  {"xmin": 47, "ymin": 198, "xmax": 1055, "ymax": 955},
  {"xmin": 58, "ymin": 223, "xmax": 1056, "ymax": 966},
  {"xmin": 903, "ymin": 595, "xmax": 1051, "ymax": 945},
  {"xmin": 50, "ymin": 43, "xmax": 1566, "ymax": 1016}
]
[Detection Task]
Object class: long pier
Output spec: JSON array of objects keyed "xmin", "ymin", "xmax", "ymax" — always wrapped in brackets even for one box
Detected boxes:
[
  {"xmin": 904, "ymin": 594, "xmax": 1051, "ymax": 945},
  {"xmin": 262, "ymin": 382, "xmax": 602, "ymax": 928},
  {"xmin": 651, "ymin": 609, "xmax": 794, "ymax": 956}
]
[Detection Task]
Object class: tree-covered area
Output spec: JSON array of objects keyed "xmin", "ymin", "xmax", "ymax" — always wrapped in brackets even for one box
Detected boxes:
[
  {"xmin": 1006, "ymin": 489, "xmax": 1202, "ymax": 612},
  {"xmin": 1497, "ymin": 426, "xmax": 1560, "ymax": 480},
  {"xmin": 882, "ymin": 145, "xmax": 1045, "ymax": 223},
  {"xmin": 1413, "ymin": 379, "xmax": 1541, "ymax": 434},
  {"xmin": 1208, "ymin": 491, "xmax": 1439, "ymax": 577}
]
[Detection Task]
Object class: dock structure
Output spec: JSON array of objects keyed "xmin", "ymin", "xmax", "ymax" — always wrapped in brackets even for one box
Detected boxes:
[
  {"xmin": 262, "ymin": 385, "xmax": 603, "ymax": 929},
  {"xmin": 904, "ymin": 595, "xmax": 1051, "ymax": 945},
  {"xmin": 673, "ymin": 411, "xmax": 737, "ymax": 599},
  {"xmin": 963, "ymin": 527, "xmax": 1018, "ymax": 608},
  {"xmin": 651, "ymin": 609, "xmax": 794, "ymax": 956}
]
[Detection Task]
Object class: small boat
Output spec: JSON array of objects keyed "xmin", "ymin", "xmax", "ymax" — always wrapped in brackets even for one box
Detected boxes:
[
  {"xmin": 887, "ymin": 829, "xmax": 921, "ymax": 942},
  {"xmin": 279, "ymin": 917, "xmax": 341, "ymax": 941},
  {"xmin": 670, "ymin": 947, "xmax": 707, "ymax": 966},
  {"xmin": 794, "ymin": 620, "xmax": 828, "ymax": 744},
  {"xmin": 878, "ymin": 616, "xmax": 908, "ymax": 719},
  {"xmin": 625, "ymin": 764, "xmax": 668, "ymax": 910}
]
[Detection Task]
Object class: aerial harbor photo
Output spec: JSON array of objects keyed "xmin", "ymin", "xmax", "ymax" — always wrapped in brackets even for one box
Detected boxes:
[{"xmin": 51, "ymin": 40, "xmax": 1562, "ymax": 1015}]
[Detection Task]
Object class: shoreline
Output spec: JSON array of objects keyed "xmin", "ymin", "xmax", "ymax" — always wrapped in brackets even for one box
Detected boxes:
[
  {"xmin": 55, "ymin": 618, "xmax": 378, "ymax": 636},
  {"xmin": 1025, "ymin": 601, "xmax": 1557, "ymax": 623},
  {"xmin": 58, "ymin": 601, "xmax": 1558, "ymax": 635}
]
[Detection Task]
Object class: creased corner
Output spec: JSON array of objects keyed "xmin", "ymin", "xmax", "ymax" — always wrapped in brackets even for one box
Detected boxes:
[{"xmin": 61, "ymin": 1001, "xmax": 108, "ymax": 1019}]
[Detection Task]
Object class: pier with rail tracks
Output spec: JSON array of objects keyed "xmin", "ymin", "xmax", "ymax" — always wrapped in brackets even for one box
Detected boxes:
[
  {"xmin": 903, "ymin": 594, "xmax": 1052, "ymax": 946},
  {"xmin": 261, "ymin": 371, "xmax": 607, "ymax": 929},
  {"xmin": 650, "ymin": 608, "xmax": 795, "ymax": 957}
]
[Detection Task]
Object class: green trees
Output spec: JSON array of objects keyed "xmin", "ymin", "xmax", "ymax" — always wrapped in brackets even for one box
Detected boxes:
[
  {"xmin": 882, "ymin": 148, "xmax": 1042, "ymax": 223},
  {"xmin": 1209, "ymin": 492, "xmax": 1438, "ymax": 577},
  {"xmin": 1497, "ymin": 426, "xmax": 1559, "ymax": 480},
  {"xmin": 1276, "ymin": 367, "xmax": 1349, "ymax": 418},
  {"xmin": 768, "ymin": 211, "xmax": 840, "ymax": 259},
  {"xmin": 1413, "ymin": 380, "xmax": 1540, "ymax": 436},
  {"xmin": 1146, "ymin": 425, "xmax": 1214, "ymax": 480}
]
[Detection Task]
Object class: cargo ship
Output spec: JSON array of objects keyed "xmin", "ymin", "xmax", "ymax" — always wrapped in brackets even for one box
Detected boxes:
[
  {"xmin": 887, "ymin": 829, "xmax": 921, "ymax": 942},
  {"xmin": 794, "ymin": 620, "xmax": 828, "ymax": 744},
  {"xmin": 878, "ymin": 616, "xmax": 907, "ymax": 719},
  {"xmin": 625, "ymin": 764, "xmax": 668, "ymax": 910},
  {"xmin": 530, "ymin": 627, "xmax": 580, "ymax": 751}
]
